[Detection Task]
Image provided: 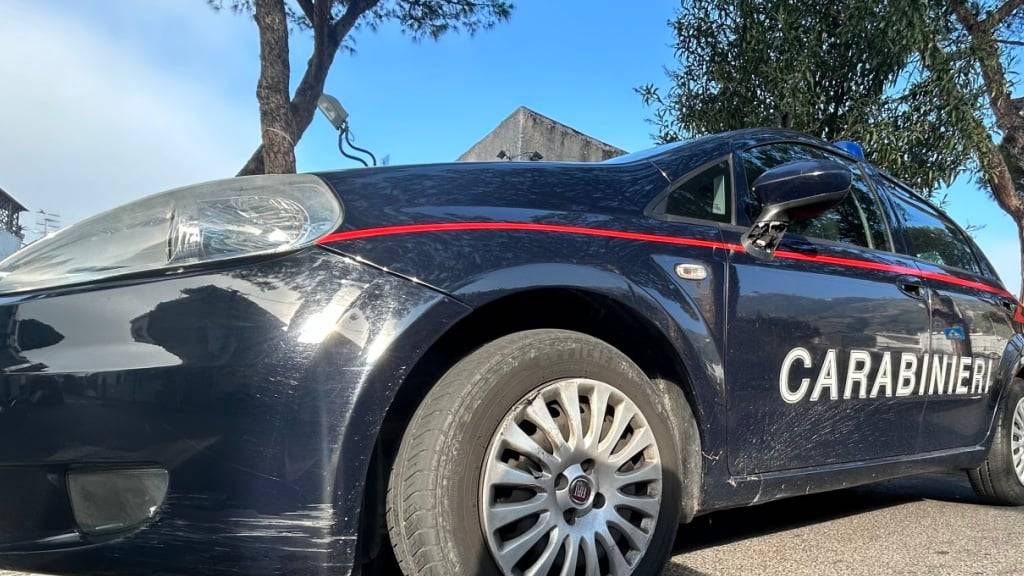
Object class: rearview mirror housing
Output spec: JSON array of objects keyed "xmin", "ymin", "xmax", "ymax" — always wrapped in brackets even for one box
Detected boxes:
[{"xmin": 741, "ymin": 159, "xmax": 852, "ymax": 259}]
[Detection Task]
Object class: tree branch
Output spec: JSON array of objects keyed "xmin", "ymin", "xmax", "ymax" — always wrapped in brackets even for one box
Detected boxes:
[
  {"xmin": 948, "ymin": 0, "xmax": 1024, "ymax": 221},
  {"xmin": 295, "ymin": 0, "xmax": 316, "ymax": 24},
  {"xmin": 949, "ymin": 0, "xmax": 981, "ymax": 31},
  {"xmin": 997, "ymin": 38, "xmax": 1024, "ymax": 46},
  {"xmin": 951, "ymin": 0, "xmax": 1020, "ymax": 122},
  {"xmin": 237, "ymin": 144, "xmax": 265, "ymax": 176},
  {"xmin": 984, "ymin": 0, "xmax": 1024, "ymax": 29},
  {"xmin": 286, "ymin": 0, "xmax": 382, "ymax": 149},
  {"xmin": 330, "ymin": 0, "xmax": 380, "ymax": 46}
]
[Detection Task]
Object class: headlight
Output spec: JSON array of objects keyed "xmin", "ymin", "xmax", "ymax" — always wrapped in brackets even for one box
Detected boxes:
[{"xmin": 0, "ymin": 174, "xmax": 342, "ymax": 294}]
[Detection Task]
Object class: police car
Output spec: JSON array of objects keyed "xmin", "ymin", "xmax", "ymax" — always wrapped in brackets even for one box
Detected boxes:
[{"xmin": 0, "ymin": 128, "xmax": 1021, "ymax": 576}]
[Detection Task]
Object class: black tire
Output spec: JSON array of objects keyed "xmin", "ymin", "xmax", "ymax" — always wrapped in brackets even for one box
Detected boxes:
[
  {"xmin": 386, "ymin": 329, "xmax": 685, "ymax": 576},
  {"xmin": 967, "ymin": 377, "xmax": 1024, "ymax": 505}
]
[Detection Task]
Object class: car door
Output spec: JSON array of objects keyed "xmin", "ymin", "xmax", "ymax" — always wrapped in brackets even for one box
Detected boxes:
[
  {"xmin": 722, "ymin": 142, "xmax": 932, "ymax": 475},
  {"xmin": 875, "ymin": 176, "xmax": 1017, "ymax": 451}
]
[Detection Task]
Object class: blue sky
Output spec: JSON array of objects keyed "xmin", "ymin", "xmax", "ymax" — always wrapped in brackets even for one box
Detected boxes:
[{"xmin": 0, "ymin": 0, "xmax": 1019, "ymax": 293}]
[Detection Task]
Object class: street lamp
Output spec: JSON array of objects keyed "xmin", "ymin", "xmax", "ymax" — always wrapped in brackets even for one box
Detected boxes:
[{"xmin": 317, "ymin": 94, "xmax": 377, "ymax": 167}]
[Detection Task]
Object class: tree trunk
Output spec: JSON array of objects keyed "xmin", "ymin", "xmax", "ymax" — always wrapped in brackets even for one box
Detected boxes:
[
  {"xmin": 238, "ymin": 0, "xmax": 382, "ymax": 176},
  {"xmin": 1018, "ymin": 221, "xmax": 1024, "ymax": 300},
  {"xmin": 950, "ymin": 0, "xmax": 1024, "ymax": 297},
  {"xmin": 253, "ymin": 0, "xmax": 296, "ymax": 174},
  {"xmin": 983, "ymin": 140, "xmax": 1024, "ymax": 298}
]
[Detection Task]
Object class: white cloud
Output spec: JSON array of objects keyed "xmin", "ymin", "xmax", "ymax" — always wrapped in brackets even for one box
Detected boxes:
[{"xmin": 0, "ymin": 1, "xmax": 258, "ymax": 240}]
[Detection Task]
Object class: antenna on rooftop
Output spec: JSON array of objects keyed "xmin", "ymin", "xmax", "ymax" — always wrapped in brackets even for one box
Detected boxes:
[
  {"xmin": 497, "ymin": 150, "xmax": 544, "ymax": 161},
  {"xmin": 33, "ymin": 210, "xmax": 61, "ymax": 239}
]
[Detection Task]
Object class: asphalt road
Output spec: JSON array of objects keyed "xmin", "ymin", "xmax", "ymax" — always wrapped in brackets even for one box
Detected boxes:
[
  {"xmin": 666, "ymin": 472, "xmax": 1024, "ymax": 575},
  {"xmin": 2, "ymin": 472, "xmax": 1022, "ymax": 576}
]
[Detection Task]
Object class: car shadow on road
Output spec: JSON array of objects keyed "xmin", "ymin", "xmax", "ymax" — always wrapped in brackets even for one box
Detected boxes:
[
  {"xmin": 381, "ymin": 473, "xmax": 981, "ymax": 576},
  {"xmin": 670, "ymin": 472, "xmax": 980, "ymax": 558}
]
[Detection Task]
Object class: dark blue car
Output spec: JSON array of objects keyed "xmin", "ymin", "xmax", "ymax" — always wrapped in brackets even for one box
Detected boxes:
[{"xmin": 1, "ymin": 128, "xmax": 1022, "ymax": 576}]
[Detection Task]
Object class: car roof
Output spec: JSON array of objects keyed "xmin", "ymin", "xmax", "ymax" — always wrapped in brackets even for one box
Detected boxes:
[{"xmin": 606, "ymin": 128, "xmax": 836, "ymax": 165}]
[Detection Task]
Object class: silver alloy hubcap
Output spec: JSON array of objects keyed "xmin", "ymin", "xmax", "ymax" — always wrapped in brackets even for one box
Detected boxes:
[
  {"xmin": 1013, "ymin": 397, "xmax": 1024, "ymax": 486},
  {"xmin": 480, "ymin": 378, "xmax": 662, "ymax": 576}
]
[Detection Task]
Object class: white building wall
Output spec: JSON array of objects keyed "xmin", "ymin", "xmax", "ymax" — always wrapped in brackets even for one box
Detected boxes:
[{"xmin": 0, "ymin": 230, "xmax": 22, "ymax": 259}]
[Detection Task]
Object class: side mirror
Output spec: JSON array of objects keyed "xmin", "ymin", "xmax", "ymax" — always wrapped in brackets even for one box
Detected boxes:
[{"xmin": 741, "ymin": 159, "xmax": 852, "ymax": 259}]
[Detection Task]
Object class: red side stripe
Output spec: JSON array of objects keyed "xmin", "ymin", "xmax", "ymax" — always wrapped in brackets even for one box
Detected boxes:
[
  {"xmin": 772, "ymin": 249, "xmax": 1012, "ymax": 296},
  {"xmin": 319, "ymin": 222, "xmax": 741, "ymax": 251},
  {"xmin": 317, "ymin": 222, "xmax": 1015, "ymax": 299}
]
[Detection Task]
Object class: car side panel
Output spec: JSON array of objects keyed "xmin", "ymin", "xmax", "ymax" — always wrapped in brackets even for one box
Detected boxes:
[
  {"xmin": 320, "ymin": 216, "xmax": 738, "ymax": 512},
  {"xmin": 313, "ymin": 138, "xmax": 1024, "ymax": 518},
  {"xmin": 911, "ymin": 263, "xmax": 1018, "ymax": 450},
  {"xmin": 719, "ymin": 226, "xmax": 932, "ymax": 474},
  {"xmin": 867, "ymin": 169, "xmax": 1023, "ymax": 452}
]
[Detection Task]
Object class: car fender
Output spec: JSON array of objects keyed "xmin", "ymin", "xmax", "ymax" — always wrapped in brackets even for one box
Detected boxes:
[
  {"xmin": 450, "ymin": 262, "xmax": 727, "ymax": 506},
  {"xmin": 982, "ymin": 334, "xmax": 1024, "ymax": 443}
]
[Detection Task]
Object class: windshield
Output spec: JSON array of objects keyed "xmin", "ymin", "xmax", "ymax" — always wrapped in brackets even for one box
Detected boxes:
[{"xmin": 602, "ymin": 140, "xmax": 688, "ymax": 164}]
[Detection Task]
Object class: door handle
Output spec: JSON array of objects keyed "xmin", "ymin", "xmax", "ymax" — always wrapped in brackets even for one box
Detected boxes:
[{"xmin": 898, "ymin": 277, "xmax": 926, "ymax": 300}]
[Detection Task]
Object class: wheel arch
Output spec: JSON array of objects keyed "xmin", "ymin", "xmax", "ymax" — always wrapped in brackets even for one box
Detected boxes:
[
  {"xmin": 356, "ymin": 276, "xmax": 721, "ymax": 563},
  {"xmin": 1012, "ymin": 334, "xmax": 1024, "ymax": 380},
  {"xmin": 997, "ymin": 333, "xmax": 1024, "ymax": 396},
  {"xmin": 379, "ymin": 282, "xmax": 716, "ymax": 457},
  {"xmin": 980, "ymin": 333, "xmax": 1024, "ymax": 445}
]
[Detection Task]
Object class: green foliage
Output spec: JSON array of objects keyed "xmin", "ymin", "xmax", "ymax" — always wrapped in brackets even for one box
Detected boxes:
[
  {"xmin": 639, "ymin": 0, "xmax": 996, "ymax": 194},
  {"xmin": 366, "ymin": 0, "xmax": 513, "ymax": 39},
  {"xmin": 208, "ymin": 0, "xmax": 512, "ymax": 50}
]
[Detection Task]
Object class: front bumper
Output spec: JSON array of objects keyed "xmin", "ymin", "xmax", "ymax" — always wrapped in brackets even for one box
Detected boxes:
[{"xmin": 0, "ymin": 248, "xmax": 467, "ymax": 575}]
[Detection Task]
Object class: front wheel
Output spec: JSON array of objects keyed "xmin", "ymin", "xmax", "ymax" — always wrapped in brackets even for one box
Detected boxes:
[
  {"xmin": 386, "ymin": 329, "xmax": 684, "ymax": 576},
  {"xmin": 968, "ymin": 377, "xmax": 1024, "ymax": 505}
]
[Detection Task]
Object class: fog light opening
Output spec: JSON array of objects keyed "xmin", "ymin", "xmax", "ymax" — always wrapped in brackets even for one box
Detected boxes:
[{"xmin": 66, "ymin": 468, "xmax": 169, "ymax": 536}]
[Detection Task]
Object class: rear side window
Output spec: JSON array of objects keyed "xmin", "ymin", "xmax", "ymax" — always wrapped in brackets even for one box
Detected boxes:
[
  {"xmin": 655, "ymin": 160, "xmax": 732, "ymax": 223},
  {"xmin": 741, "ymin": 143, "xmax": 890, "ymax": 250},
  {"xmin": 874, "ymin": 178, "xmax": 982, "ymax": 274}
]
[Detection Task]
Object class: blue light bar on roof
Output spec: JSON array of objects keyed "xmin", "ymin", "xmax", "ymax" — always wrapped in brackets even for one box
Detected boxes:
[{"xmin": 833, "ymin": 140, "xmax": 865, "ymax": 161}]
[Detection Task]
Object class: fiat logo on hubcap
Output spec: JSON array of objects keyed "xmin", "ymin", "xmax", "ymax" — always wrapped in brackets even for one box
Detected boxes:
[{"xmin": 568, "ymin": 477, "xmax": 592, "ymax": 505}]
